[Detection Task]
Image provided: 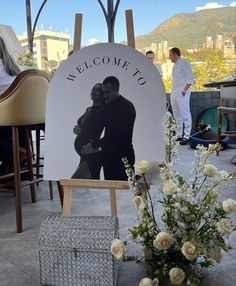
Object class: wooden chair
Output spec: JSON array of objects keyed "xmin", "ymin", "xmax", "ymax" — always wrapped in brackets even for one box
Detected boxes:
[
  {"xmin": 0, "ymin": 69, "xmax": 50, "ymax": 232},
  {"xmin": 217, "ymin": 84, "xmax": 236, "ymax": 158}
]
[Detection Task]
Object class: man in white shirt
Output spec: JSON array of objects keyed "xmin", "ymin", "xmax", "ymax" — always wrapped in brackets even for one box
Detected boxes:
[
  {"xmin": 169, "ymin": 47, "xmax": 194, "ymax": 145},
  {"xmin": 145, "ymin": 50, "xmax": 163, "ymax": 77}
]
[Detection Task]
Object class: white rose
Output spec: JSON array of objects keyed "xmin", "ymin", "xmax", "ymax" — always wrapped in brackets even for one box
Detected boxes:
[
  {"xmin": 169, "ymin": 267, "xmax": 186, "ymax": 285},
  {"xmin": 162, "ymin": 180, "xmax": 177, "ymax": 196},
  {"xmin": 110, "ymin": 239, "xmax": 126, "ymax": 260},
  {"xmin": 153, "ymin": 278, "xmax": 159, "ymax": 286},
  {"xmin": 139, "ymin": 278, "xmax": 153, "ymax": 286},
  {"xmin": 216, "ymin": 218, "xmax": 233, "ymax": 234},
  {"xmin": 204, "ymin": 164, "xmax": 217, "ymax": 177},
  {"xmin": 135, "ymin": 160, "xmax": 150, "ymax": 174},
  {"xmin": 133, "ymin": 196, "xmax": 146, "ymax": 210},
  {"xmin": 222, "ymin": 199, "xmax": 236, "ymax": 213},
  {"xmin": 153, "ymin": 232, "xmax": 174, "ymax": 250},
  {"xmin": 181, "ymin": 241, "xmax": 198, "ymax": 261},
  {"xmin": 209, "ymin": 246, "xmax": 222, "ymax": 263}
]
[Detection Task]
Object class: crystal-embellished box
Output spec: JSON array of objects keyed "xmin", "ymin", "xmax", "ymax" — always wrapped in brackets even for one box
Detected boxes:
[{"xmin": 39, "ymin": 215, "xmax": 119, "ymax": 286}]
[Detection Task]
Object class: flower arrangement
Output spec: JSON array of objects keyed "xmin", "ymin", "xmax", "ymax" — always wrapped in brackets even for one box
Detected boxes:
[{"xmin": 110, "ymin": 115, "xmax": 236, "ymax": 286}]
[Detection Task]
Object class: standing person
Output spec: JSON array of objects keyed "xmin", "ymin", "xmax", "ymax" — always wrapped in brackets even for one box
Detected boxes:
[
  {"xmin": 169, "ymin": 47, "xmax": 194, "ymax": 145},
  {"xmin": 145, "ymin": 50, "xmax": 163, "ymax": 77},
  {"xmin": 84, "ymin": 76, "xmax": 136, "ymax": 180},
  {"xmin": 72, "ymin": 83, "xmax": 105, "ymax": 179}
]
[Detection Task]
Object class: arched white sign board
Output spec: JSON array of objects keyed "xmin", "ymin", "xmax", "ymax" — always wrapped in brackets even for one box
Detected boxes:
[{"xmin": 44, "ymin": 43, "xmax": 166, "ymax": 181}]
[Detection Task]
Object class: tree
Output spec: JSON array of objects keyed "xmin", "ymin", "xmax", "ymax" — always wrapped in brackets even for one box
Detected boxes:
[
  {"xmin": 17, "ymin": 53, "xmax": 35, "ymax": 67},
  {"xmin": 191, "ymin": 52, "xmax": 233, "ymax": 91},
  {"xmin": 163, "ymin": 77, "xmax": 172, "ymax": 93}
]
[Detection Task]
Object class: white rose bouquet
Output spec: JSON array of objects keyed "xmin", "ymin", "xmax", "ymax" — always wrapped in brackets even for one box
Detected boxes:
[{"xmin": 112, "ymin": 116, "xmax": 236, "ymax": 286}]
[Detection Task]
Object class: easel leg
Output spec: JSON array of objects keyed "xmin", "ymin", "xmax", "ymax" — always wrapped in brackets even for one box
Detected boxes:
[
  {"xmin": 109, "ymin": 189, "xmax": 117, "ymax": 217},
  {"xmin": 63, "ymin": 186, "xmax": 73, "ymax": 216}
]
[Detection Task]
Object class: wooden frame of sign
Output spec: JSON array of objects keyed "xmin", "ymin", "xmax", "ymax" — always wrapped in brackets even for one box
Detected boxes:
[{"xmin": 57, "ymin": 9, "xmax": 152, "ymax": 260}]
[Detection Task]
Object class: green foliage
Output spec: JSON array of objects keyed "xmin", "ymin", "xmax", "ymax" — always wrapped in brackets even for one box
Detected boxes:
[
  {"xmin": 17, "ymin": 53, "xmax": 35, "ymax": 67},
  {"xmin": 182, "ymin": 48, "xmax": 224, "ymax": 62},
  {"xmin": 163, "ymin": 77, "xmax": 172, "ymax": 93},
  {"xmin": 191, "ymin": 50, "xmax": 233, "ymax": 90},
  {"xmin": 43, "ymin": 58, "xmax": 59, "ymax": 76}
]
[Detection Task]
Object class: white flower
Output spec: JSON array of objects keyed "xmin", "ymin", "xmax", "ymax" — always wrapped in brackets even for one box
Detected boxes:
[
  {"xmin": 216, "ymin": 218, "xmax": 233, "ymax": 234},
  {"xmin": 162, "ymin": 180, "xmax": 177, "ymax": 195},
  {"xmin": 177, "ymin": 222, "xmax": 186, "ymax": 229},
  {"xmin": 127, "ymin": 233, "xmax": 134, "ymax": 241},
  {"xmin": 222, "ymin": 199, "xmax": 236, "ymax": 213},
  {"xmin": 209, "ymin": 246, "xmax": 222, "ymax": 263},
  {"xmin": 204, "ymin": 164, "xmax": 217, "ymax": 177},
  {"xmin": 110, "ymin": 239, "xmax": 126, "ymax": 260},
  {"xmin": 181, "ymin": 241, "xmax": 198, "ymax": 261},
  {"xmin": 135, "ymin": 160, "xmax": 150, "ymax": 174},
  {"xmin": 153, "ymin": 232, "xmax": 174, "ymax": 250},
  {"xmin": 220, "ymin": 170, "xmax": 230, "ymax": 179},
  {"xmin": 169, "ymin": 267, "xmax": 186, "ymax": 285},
  {"xmin": 139, "ymin": 277, "xmax": 153, "ymax": 286},
  {"xmin": 133, "ymin": 196, "xmax": 146, "ymax": 210},
  {"xmin": 138, "ymin": 236, "xmax": 145, "ymax": 243},
  {"xmin": 153, "ymin": 278, "xmax": 159, "ymax": 286}
]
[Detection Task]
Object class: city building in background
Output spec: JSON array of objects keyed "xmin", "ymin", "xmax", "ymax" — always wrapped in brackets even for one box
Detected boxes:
[
  {"xmin": 157, "ymin": 41, "xmax": 169, "ymax": 62},
  {"xmin": 18, "ymin": 30, "xmax": 70, "ymax": 70},
  {"xmin": 202, "ymin": 33, "xmax": 236, "ymax": 58},
  {"xmin": 205, "ymin": 36, "xmax": 214, "ymax": 49},
  {"xmin": 232, "ymin": 32, "xmax": 236, "ymax": 53},
  {"xmin": 215, "ymin": 34, "xmax": 224, "ymax": 50}
]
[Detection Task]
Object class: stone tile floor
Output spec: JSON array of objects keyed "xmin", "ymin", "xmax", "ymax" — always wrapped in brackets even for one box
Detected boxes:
[{"xmin": 0, "ymin": 146, "xmax": 236, "ymax": 286}]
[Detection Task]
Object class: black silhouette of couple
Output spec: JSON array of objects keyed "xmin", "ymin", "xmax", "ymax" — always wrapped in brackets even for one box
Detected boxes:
[{"xmin": 71, "ymin": 76, "xmax": 136, "ymax": 181}]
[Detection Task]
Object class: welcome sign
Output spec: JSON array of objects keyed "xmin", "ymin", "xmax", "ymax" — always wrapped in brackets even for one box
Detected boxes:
[{"xmin": 44, "ymin": 43, "xmax": 166, "ymax": 181}]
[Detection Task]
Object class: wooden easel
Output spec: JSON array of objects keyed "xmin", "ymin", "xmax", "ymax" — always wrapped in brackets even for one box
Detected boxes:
[
  {"xmin": 57, "ymin": 9, "xmax": 153, "ymax": 261},
  {"xmin": 61, "ymin": 179, "xmax": 129, "ymax": 216}
]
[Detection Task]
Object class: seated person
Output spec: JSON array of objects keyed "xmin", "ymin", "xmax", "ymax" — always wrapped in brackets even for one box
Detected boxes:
[{"xmin": 0, "ymin": 36, "xmax": 26, "ymax": 177}]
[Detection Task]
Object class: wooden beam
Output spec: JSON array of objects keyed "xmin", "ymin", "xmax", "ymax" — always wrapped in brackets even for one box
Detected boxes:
[
  {"xmin": 73, "ymin": 13, "xmax": 82, "ymax": 51},
  {"xmin": 60, "ymin": 179, "xmax": 129, "ymax": 189},
  {"xmin": 125, "ymin": 10, "xmax": 135, "ymax": 48},
  {"xmin": 60, "ymin": 179, "xmax": 130, "ymax": 217}
]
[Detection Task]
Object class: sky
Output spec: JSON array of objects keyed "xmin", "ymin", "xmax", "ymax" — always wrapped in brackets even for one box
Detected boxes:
[{"xmin": 0, "ymin": 0, "xmax": 235, "ymax": 45}]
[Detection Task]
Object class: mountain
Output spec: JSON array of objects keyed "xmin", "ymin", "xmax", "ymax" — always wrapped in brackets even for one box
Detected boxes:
[{"xmin": 135, "ymin": 7, "xmax": 236, "ymax": 50}]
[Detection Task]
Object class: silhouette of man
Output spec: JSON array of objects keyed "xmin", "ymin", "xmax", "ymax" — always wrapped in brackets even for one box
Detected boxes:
[{"xmin": 98, "ymin": 76, "xmax": 136, "ymax": 180}]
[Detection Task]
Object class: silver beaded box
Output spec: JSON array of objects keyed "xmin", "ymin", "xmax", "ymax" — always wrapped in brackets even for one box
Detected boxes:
[{"xmin": 39, "ymin": 215, "xmax": 120, "ymax": 286}]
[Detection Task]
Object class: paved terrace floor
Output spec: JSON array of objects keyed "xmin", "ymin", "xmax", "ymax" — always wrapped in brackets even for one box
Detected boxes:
[{"xmin": 0, "ymin": 145, "xmax": 236, "ymax": 286}]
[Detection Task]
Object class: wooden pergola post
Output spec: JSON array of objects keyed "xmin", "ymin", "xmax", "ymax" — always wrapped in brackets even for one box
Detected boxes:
[
  {"xmin": 125, "ymin": 10, "xmax": 135, "ymax": 48},
  {"xmin": 73, "ymin": 13, "xmax": 83, "ymax": 51}
]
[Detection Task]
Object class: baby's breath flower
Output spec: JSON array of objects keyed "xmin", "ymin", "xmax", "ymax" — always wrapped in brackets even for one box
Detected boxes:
[
  {"xmin": 121, "ymin": 119, "xmax": 235, "ymax": 286},
  {"xmin": 204, "ymin": 164, "xmax": 217, "ymax": 177}
]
